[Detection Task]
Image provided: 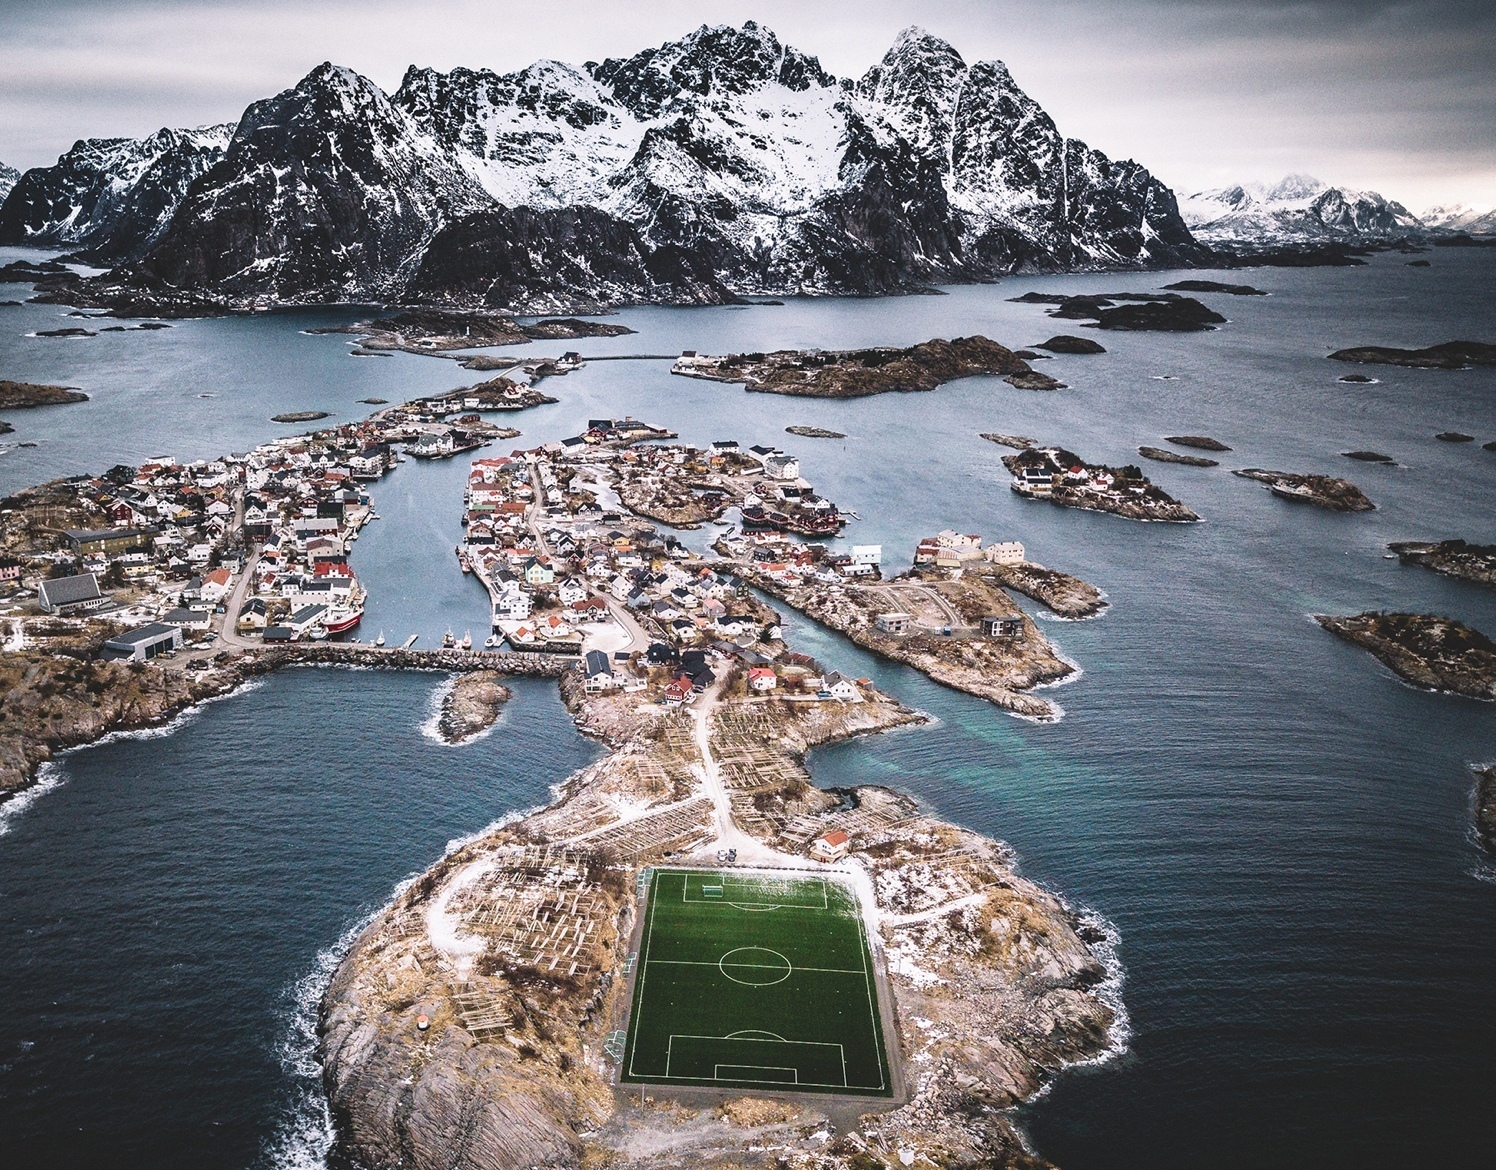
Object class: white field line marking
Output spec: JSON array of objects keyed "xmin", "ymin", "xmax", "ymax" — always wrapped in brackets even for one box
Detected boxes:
[
  {"xmin": 651, "ymin": 959, "xmax": 867, "ymax": 976},
  {"xmin": 664, "ymin": 1034, "xmax": 851, "ymax": 1087},
  {"xmin": 855, "ymin": 906, "xmax": 887, "ymax": 1091},
  {"xmin": 715, "ymin": 1064, "xmax": 798, "ymax": 1083},
  {"xmin": 625, "ymin": 868, "xmax": 664, "ymax": 1079}
]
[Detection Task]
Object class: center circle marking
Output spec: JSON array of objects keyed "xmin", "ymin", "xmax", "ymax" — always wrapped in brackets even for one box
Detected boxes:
[{"xmin": 718, "ymin": 947, "xmax": 792, "ymax": 986}]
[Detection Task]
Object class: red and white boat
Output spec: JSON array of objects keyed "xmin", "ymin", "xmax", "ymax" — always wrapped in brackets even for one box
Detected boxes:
[{"xmin": 322, "ymin": 604, "xmax": 364, "ymax": 634}]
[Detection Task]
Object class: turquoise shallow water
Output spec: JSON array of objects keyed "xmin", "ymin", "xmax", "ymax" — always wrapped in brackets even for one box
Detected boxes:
[{"xmin": 1, "ymin": 247, "xmax": 1494, "ymax": 1168}]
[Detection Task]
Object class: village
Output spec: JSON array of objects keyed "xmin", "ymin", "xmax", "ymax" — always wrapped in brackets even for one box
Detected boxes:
[{"xmin": 0, "ymin": 384, "xmax": 531, "ymax": 659}]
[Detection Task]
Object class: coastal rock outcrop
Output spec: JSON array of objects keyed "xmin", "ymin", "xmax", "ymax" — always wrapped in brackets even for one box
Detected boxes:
[
  {"xmin": 1139, "ymin": 445, "xmax": 1217, "ymax": 467},
  {"xmin": 1388, "ymin": 540, "xmax": 1496, "ymax": 589},
  {"xmin": 1003, "ymin": 446, "xmax": 1201, "ymax": 522},
  {"xmin": 1328, "ymin": 341, "xmax": 1496, "ymax": 370},
  {"xmin": 674, "ymin": 336, "xmax": 1032, "ymax": 398},
  {"xmin": 0, "ymin": 381, "xmax": 89, "ymax": 408},
  {"xmin": 433, "ymin": 671, "xmax": 512, "ymax": 744},
  {"xmin": 1315, "ymin": 612, "xmax": 1496, "ymax": 700},
  {"xmin": 1233, "ymin": 468, "xmax": 1374, "ymax": 511},
  {"xmin": 1474, "ymin": 766, "xmax": 1496, "ymax": 856}
]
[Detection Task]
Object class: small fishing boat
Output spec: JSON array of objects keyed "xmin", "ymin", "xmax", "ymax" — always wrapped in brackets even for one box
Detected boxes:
[
  {"xmin": 375, "ymin": 631, "xmax": 386, "ymax": 647},
  {"xmin": 484, "ymin": 634, "xmax": 501, "ymax": 649},
  {"xmin": 442, "ymin": 630, "xmax": 456, "ymax": 649},
  {"xmin": 459, "ymin": 631, "xmax": 472, "ymax": 650}
]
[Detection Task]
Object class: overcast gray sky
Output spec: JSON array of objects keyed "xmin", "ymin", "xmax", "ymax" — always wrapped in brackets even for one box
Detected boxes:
[{"xmin": 1, "ymin": 0, "xmax": 1491, "ymax": 210}]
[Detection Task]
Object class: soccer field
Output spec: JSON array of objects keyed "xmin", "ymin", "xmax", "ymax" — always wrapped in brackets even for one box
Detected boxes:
[{"xmin": 621, "ymin": 868, "xmax": 892, "ymax": 1096}]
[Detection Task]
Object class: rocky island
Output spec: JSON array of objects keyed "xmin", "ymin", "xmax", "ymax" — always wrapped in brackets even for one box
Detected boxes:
[
  {"xmin": 1328, "ymin": 341, "xmax": 1496, "ymax": 370},
  {"xmin": 1003, "ymin": 446, "xmax": 1201, "ymax": 522},
  {"xmin": 1388, "ymin": 540, "xmax": 1496, "ymax": 588},
  {"xmin": 1139, "ymin": 446, "xmax": 1218, "ymax": 467},
  {"xmin": 0, "ymin": 380, "xmax": 90, "ymax": 409},
  {"xmin": 1233, "ymin": 468, "xmax": 1374, "ymax": 511},
  {"xmin": 433, "ymin": 672, "xmax": 512, "ymax": 744},
  {"xmin": 1315, "ymin": 612, "xmax": 1496, "ymax": 700},
  {"xmin": 1163, "ymin": 279, "xmax": 1267, "ymax": 295},
  {"xmin": 672, "ymin": 336, "xmax": 1047, "ymax": 397},
  {"xmin": 317, "ymin": 310, "xmax": 635, "ymax": 356},
  {"xmin": 1010, "ymin": 291, "xmax": 1227, "ymax": 331},
  {"xmin": 785, "ymin": 425, "xmax": 846, "ymax": 438},
  {"xmin": 1164, "ymin": 435, "xmax": 1231, "ymax": 451}
]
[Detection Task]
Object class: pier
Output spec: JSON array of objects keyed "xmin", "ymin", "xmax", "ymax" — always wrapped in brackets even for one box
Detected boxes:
[{"xmin": 268, "ymin": 643, "xmax": 575, "ymax": 674}]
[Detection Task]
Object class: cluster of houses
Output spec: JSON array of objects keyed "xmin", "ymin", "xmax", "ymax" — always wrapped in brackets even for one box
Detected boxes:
[{"xmin": 913, "ymin": 530, "xmax": 1025, "ymax": 569}]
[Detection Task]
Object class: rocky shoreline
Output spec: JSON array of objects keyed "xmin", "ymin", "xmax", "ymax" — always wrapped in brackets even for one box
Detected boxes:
[
  {"xmin": 1388, "ymin": 540, "xmax": 1496, "ymax": 588},
  {"xmin": 1474, "ymin": 766, "xmax": 1496, "ymax": 856},
  {"xmin": 433, "ymin": 671, "xmax": 513, "ymax": 744},
  {"xmin": 1315, "ymin": 612, "xmax": 1496, "ymax": 700},
  {"xmin": 0, "ymin": 379, "xmax": 89, "ymax": 409},
  {"xmin": 727, "ymin": 561, "xmax": 1075, "ymax": 719},
  {"xmin": 981, "ymin": 562, "xmax": 1109, "ymax": 619},
  {"xmin": 318, "ymin": 659, "xmax": 1118, "ymax": 1170},
  {"xmin": 1002, "ymin": 447, "xmax": 1201, "ymax": 522},
  {"xmin": 1234, "ymin": 468, "xmax": 1374, "ymax": 511}
]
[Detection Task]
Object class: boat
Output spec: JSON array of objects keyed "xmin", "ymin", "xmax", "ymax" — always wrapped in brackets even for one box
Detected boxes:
[
  {"xmin": 375, "ymin": 631, "xmax": 386, "ymax": 647},
  {"xmin": 442, "ymin": 630, "xmax": 456, "ymax": 648},
  {"xmin": 1269, "ymin": 481, "xmax": 1317, "ymax": 502},
  {"xmin": 484, "ymin": 634, "xmax": 501, "ymax": 649},
  {"xmin": 459, "ymin": 631, "xmax": 472, "ymax": 650},
  {"xmin": 307, "ymin": 624, "xmax": 329, "ymax": 641},
  {"xmin": 456, "ymin": 548, "xmax": 472, "ymax": 573},
  {"xmin": 322, "ymin": 604, "xmax": 364, "ymax": 634}
]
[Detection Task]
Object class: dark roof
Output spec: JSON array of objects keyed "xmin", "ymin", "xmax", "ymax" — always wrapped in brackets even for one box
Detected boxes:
[
  {"xmin": 584, "ymin": 649, "xmax": 611, "ymax": 676},
  {"xmin": 104, "ymin": 622, "xmax": 180, "ymax": 647},
  {"xmin": 40, "ymin": 573, "xmax": 102, "ymax": 605}
]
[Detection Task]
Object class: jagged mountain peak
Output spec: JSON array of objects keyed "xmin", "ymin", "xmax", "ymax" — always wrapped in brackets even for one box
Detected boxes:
[
  {"xmin": 0, "ymin": 161, "xmax": 19, "ymax": 201},
  {"xmin": 591, "ymin": 21, "xmax": 836, "ymax": 118},
  {"xmin": 856, "ymin": 26, "xmax": 968, "ymax": 141},
  {"xmin": 1182, "ymin": 174, "xmax": 1421, "ymax": 240}
]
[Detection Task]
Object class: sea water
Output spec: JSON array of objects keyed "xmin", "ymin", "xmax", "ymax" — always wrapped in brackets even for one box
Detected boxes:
[{"xmin": 1, "ymin": 246, "xmax": 1494, "ymax": 1168}]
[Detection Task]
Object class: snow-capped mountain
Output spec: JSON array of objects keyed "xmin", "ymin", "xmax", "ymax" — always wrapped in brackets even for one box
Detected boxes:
[
  {"xmin": 1181, "ymin": 174, "xmax": 1422, "ymax": 242},
  {"xmin": 2, "ymin": 23, "xmax": 1209, "ymax": 309},
  {"xmin": 1421, "ymin": 203, "xmax": 1496, "ymax": 234},
  {"xmin": 0, "ymin": 162, "xmax": 19, "ymax": 201},
  {"xmin": 0, "ymin": 125, "xmax": 232, "ymax": 260}
]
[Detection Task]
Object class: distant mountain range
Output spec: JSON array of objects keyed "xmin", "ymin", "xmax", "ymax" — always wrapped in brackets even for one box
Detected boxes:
[
  {"xmin": 1180, "ymin": 174, "xmax": 1424, "ymax": 242},
  {"xmin": 0, "ymin": 26, "xmax": 1482, "ymax": 312},
  {"xmin": 1421, "ymin": 203, "xmax": 1496, "ymax": 235},
  {"xmin": 0, "ymin": 23, "xmax": 1210, "ymax": 310}
]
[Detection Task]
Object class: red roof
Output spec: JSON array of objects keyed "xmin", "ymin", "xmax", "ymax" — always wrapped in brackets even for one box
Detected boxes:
[{"xmin": 817, "ymin": 829, "xmax": 850, "ymax": 847}]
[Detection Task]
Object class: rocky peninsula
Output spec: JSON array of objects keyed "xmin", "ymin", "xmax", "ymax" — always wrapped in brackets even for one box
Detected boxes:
[
  {"xmin": 672, "ymin": 336, "xmax": 1039, "ymax": 398},
  {"xmin": 1003, "ymin": 446, "xmax": 1201, "ymax": 522},
  {"xmin": 319, "ymin": 664, "xmax": 1118, "ymax": 1170},
  {"xmin": 0, "ymin": 380, "xmax": 89, "ymax": 409},
  {"xmin": 1234, "ymin": 469, "xmax": 1374, "ymax": 511},
  {"xmin": 434, "ymin": 671, "xmax": 512, "ymax": 744},
  {"xmin": 981, "ymin": 432, "xmax": 1036, "ymax": 450},
  {"xmin": 1315, "ymin": 612, "xmax": 1496, "ymax": 700},
  {"xmin": 1388, "ymin": 540, "xmax": 1496, "ymax": 588},
  {"xmin": 1329, "ymin": 341, "xmax": 1496, "ymax": 370},
  {"xmin": 981, "ymin": 561, "xmax": 1109, "ymax": 619},
  {"xmin": 722, "ymin": 555, "xmax": 1075, "ymax": 720}
]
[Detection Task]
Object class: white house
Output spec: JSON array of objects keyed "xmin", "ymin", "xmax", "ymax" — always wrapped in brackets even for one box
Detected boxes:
[
  {"xmin": 823, "ymin": 671, "xmax": 863, "ymax": 702},
  {"xmin": 984, "ymin": 541, "xmax": 1025, "ymax": 565}
]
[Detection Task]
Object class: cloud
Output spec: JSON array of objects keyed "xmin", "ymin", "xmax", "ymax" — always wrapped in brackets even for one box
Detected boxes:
[{"xmin": 0, "ymin": 0, "xmax": 1491, "ymax": 209}]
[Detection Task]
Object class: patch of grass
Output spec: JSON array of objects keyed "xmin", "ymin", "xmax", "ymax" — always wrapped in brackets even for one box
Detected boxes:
[{"xmin": 621, "ymin": 868, "xmax": 890, "ymax": 1096}]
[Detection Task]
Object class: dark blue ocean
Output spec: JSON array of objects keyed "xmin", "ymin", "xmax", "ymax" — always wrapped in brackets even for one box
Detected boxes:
[{"xmin": 1, "ymin": 246, "xmax": 1493, "ymax": 1168}]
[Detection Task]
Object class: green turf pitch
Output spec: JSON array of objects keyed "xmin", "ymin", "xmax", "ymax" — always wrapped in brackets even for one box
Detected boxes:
[{"xmin": 621, "ymin": 868, "xmax": 891, "ymax": 1096}]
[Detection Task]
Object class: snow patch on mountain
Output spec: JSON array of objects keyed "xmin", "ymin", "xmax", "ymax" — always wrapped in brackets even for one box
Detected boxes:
[
  {"xmin": 1422, "ymin": 203, "xmax": 1496, "ymax": 234},
  {"xmin": 1181, "ymin": 174, "xmax": 1423, "ymax": 241},
  {"xmin": 0, "ymin": 162, "xmax": 19, "ymax": 201}
]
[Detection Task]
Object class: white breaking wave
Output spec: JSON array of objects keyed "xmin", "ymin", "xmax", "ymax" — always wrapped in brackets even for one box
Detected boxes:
[
  {"xmin": 0, "ymin": 674, "xmax": 268, "ymax": 839},
  {"xmin": 260, "ymin": 797, "xmax": 557, "ymax": 1168}
]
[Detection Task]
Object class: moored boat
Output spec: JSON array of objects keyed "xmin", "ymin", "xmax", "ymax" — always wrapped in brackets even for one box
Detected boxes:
[{"xmin": 322, "ymin": 604, "xmax": 364, "ymax": 634}]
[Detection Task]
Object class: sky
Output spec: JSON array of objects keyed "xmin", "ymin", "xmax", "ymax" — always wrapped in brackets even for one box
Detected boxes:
[{"xmin": 0, "ymin": 0, "xmax": 1491, "ymax": 211}]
